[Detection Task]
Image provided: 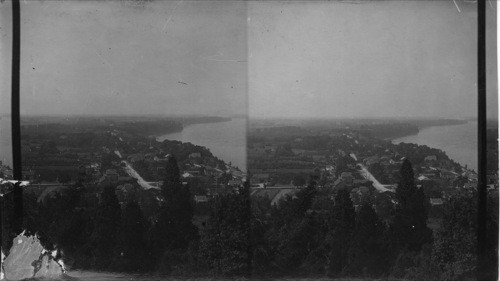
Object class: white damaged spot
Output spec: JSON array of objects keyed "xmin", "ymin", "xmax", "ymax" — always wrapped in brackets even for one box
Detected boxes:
[{"xmin": 3, "ymin": 232, "xmax": 65, "ymax": 280}]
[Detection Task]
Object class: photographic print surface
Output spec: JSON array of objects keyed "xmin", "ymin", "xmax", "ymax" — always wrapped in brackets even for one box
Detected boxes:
[
  {"xmin": 1, "ymin": 0, "xmax": 249, "ymax": 279},
  {"xmin": 0, "ymin": 0, "xmax": 498, "ymax": 280},
  {"xmin": 247, "ymin": 0, "xmax": 497, "ymax": 280}
]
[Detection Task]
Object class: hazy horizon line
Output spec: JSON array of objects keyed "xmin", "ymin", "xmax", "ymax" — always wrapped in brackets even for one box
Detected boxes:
[
  {"xmin": 1, "ymin": 113, "xmax": 493, "ymax": 122},
  {"xmin": 0, "ymin": 113, "xmax": 244, "ymax": 119},
  {"xmin": 249, "ymin": 116, "xmax": 484, "ymax": 121}
]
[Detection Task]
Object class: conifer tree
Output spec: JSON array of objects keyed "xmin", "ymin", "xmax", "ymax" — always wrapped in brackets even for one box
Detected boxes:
[
  {"xmin": 346, "ymin": 203, "xmax": 387, "ymax": 276},
  {"xmin": 162, "ymin": 154, "xmax": 181, "ymax": 199},
  {"xmin": 275, "ymin": 214, "xmax": 318, "ymax": 272},
  {"xmin": 392, "ymin": 159, "xmax": 432, "ymax": 252},
  {"xmin": 431, "ymin": 191, "xmax": 477, "ymax": 280},
  {"xmin": 151, "ymin": 154, "xmax": 197, "ymax": 272},
  {"xmin": 90, "ymin": 184, "xmax": 121, "ymax": 269},
  {"xmin": 327, "ymin": 189, "xmax": 356, "ymax": 276},
  {"xmin": 199, "ymin": 183, "xmax": 251, "ymax": 276},
  {"xmin": 294, "ymin": 182, "xmax": 317, "ymax": 216},
  {"xmin": 113, "ymin": 201, "xmax": 147, "ymax": 272},
  {"xmin": 396, "ymin": 158, "xmax": 415, "ymax": 208}
]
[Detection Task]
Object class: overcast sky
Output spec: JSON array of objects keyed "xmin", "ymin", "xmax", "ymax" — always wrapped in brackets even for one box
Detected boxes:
[
  {"xmin": 249, "ymin": 0, "xmax": 497, "ymax": 119},
  {"xmin": 0, "ymin": 1, "xmax": 497, "ymax": 119},
  {"xmin": 0, "ymin": 0, "xmax": 247, "ymax": 117}
]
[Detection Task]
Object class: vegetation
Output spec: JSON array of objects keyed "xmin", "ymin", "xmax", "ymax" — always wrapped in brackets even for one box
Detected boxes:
[
  {"xmin": 1, "ymin": 155, "xmax": 496, "ymax": 280},
  {"xmin": 2, "ymin": 117, "xmax": 495, "ymax": 279}
]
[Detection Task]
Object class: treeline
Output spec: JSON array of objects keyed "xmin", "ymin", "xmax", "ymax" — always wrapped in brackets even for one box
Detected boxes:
[
  {"xmin": 357, "ymin": 123, "xmax": 419, "ymax": 140},
  {"xmin": 5, "ymin": 155, "xmax": 245, "ymax": 275},
  {"xmin": 222, "ymin": 159, "xmax": 495, "ymax": 279},
  {"xmin": 1, "ymin": 158, "xmax": 497, "ymax": 279},
  {"xmin": 114, "ymin": 116, "xmax": 232, "ymax": 136},
  {"xmin": 410, "ymin": 118, "xmax": 467, "ymax": 128},
  {"xmin": 178, "ymin": 116, "xmax": 232, "ymax": 126},
  {"xmin": 116, "ymin": 120, "xmax": 183, "ymax": 136},
  {"xmin": 250, "ymin": 126, "xmax": 312, "ymax": 141},
  {"xmin": 247, "ymin": 159, "xmax": 477, "ymax": 279},
  {"xmin": 14, "ymin": 156, "xmax": 197, "ymax": 272},
  {"xmin": 354, "ymin": 119, "xmax": 467, "ymax": 140},
  {"xmin": 393, "ymin": 142, "xmax": 463, "ymax": 172},
  {"xmin": 20, "ymin": 117, "xmax": 183, "ymax": 139},
  {"xmin": 158, "ymin": 140, "xmax": 226, "ymax": 168}
]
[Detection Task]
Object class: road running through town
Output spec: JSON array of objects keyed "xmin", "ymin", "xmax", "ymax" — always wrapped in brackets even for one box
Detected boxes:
[
  {"xmin": 114, "ymin": 150, "xmax": 159, "ymax": 190},
  {"xmin": 121, "ymin": 160, "xmax": 159, "ymax": 190},
  {"xmin": 357, "ymin": 163, "xmax": 393, "ymax": 193}
]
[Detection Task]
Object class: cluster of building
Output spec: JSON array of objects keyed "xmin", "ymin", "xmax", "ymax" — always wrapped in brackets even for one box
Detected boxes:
[
  {"xmin": 109, "ymin": 132, "xmax": 247, "ymax": 202},
  {"xmin": 13, "ymin": 123, "xmax": 248, "ymax": 215},
  {"xmin": 248, "ymin": 130, "xmax": 488, "ymax": 213}
]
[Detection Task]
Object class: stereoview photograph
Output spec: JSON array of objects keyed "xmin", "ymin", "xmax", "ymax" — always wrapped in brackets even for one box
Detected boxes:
[{"xmin": 0, "ymin": 0, "xmax": 498, "ymax": 280}]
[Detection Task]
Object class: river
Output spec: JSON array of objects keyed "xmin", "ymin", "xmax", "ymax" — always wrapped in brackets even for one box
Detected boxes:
[
  {"xmin": 0, "ymin": 117, "xmax": 478, "ymax": 174},
  {"xmin": 392, "ymin": 121, "xmax": 477, "ymax": 171},
  {"xmin": 156, "ymin": 118, "xmax": 247, "ymax": 171}
]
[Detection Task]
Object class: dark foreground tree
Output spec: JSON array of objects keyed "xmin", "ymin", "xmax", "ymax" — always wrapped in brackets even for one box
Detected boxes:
[
  {"xmin": 148, "ymin": 154, "xmax": 197, "ymax": 272},
  {"xmin": 327, "ymin": 188, "xmax": 355, "ymax": 276},
  {"xmin": 276, "ymin": 215, "xmax": 319, "ymax": 272},
  {"xmin": 433, "ymin": 194, "xmax": 475, "ymax": 279},
  {"xmin": 163, "ymin": 154, "xmax": 181, "ymax": 193},
  {"xmin": 402, "ymin": 189, "xmax": 493, "ymax": 281},
  {"xmin": 112, "ymin": 201, "xmax": 148, "ymax": 272},
  {"xmin": 199, "ymin": 184, "xmax": 251, "ymax": 276},
  {"xmin": 260, "ymin": 182, "xmax": 321, "ymax": 275},
  {"xmin": 345, "ymin": 203, "xmax": 387, "ymax": 277},
  {"xmin": 250, "ymin": 196, "xmax": 273, "ymax": 275},
  {"xmin": 392, "ymin": 159, "xmax": 432, "ymax": 252},
  {"xmin": 89, "ymin": 184, "xmax": 121, "ymax": 270}
]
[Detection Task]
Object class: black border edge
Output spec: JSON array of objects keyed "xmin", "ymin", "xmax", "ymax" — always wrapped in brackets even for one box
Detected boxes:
[
  {"xmin": 477, "ymin": 0, "xmax": 488, "ymax": 280},
  {"xmin": 11, "ymin": 0, "xmax": 21, "ymax": 180},
  {"xmin": 10, "ymin": 0, "xmax": 23, "ymax": 236}
]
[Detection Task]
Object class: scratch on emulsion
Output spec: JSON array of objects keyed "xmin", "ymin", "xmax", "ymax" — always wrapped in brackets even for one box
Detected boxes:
[
  {"xmin": 452, "ymin": 0, "xmax": 461, "ymax": 13},
  {"xmin": 162, "ymin": 0, "xmax": 184, "ymax": 34}
]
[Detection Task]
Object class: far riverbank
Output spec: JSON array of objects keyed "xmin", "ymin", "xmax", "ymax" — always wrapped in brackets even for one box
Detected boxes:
[
  {"xmin": 392, "ymin": 121, "xmax": 477, "ymax": 171},
  {"xmin": 156, "ymin": 118, "xmax": 247, "ymax": 171}
]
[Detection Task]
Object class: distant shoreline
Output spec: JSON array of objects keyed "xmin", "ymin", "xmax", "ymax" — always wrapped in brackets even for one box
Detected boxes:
[
  {"xmin": 154, "ymin": 117, "xmax": 233, "ymax": 141},
  {"xmin": 385, "ymin": 119, "xmax": 470, "ymax": 141},
  {"xmin": 392, "ymin": 121, "xmax": 478, "ymax": 172},
  {"xmin": 155, "ymin": 117, "xmax": 246, "ymax": 171}
]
